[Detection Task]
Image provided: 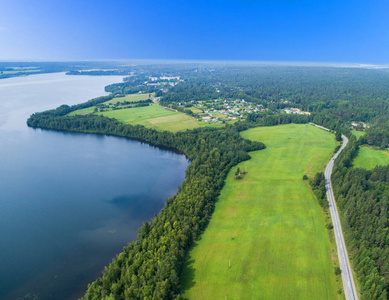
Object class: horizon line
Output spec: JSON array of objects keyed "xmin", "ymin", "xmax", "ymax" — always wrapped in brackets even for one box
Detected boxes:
[{"xmin": 0, "ymin": 58, "xmax": 388, "ymax": 68}]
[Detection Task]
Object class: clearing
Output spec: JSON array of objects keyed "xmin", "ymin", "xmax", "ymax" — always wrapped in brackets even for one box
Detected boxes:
[
  {"xmin": 351, "ymin": 130, "xmax": 365, "ymax": 139},
  {"xmin": 103, "ymin": 93, "xmax": 155, "ymax": 105},
  {"xmin": 181, "ymin": 124, "xmax": 340, "ymax": 299},
  {"xmin": 69, "ymin": 94, "xmax": 224, "ymax": 132},
  {"xmin": 100, "ymin": 104, "xmax": 214, "ymax": 132},
  {"xmin": 353, "ymin": 145, "xmax": 389, "ymax": 170}
]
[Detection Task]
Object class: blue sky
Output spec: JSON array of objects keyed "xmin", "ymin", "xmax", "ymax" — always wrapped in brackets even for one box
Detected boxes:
[{"xmin": 0, "ymin": 0, "xmax": 388, "ymax": 64}]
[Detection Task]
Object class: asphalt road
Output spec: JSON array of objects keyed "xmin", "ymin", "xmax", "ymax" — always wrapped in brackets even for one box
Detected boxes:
[{"xmin": 310, "ymin": 123, "xmax": 358, "ymax": 300}]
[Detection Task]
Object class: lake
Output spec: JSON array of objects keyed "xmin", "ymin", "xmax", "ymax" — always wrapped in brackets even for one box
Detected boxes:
[{"xmin": 0, "ymin": 73, "xmax": 189, "ymax": 299}]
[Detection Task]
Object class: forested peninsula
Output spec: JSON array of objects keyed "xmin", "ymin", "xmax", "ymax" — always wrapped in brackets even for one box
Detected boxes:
[{"xmin": 28, "ymin": 64, "xmax": 389, "ymax": 299}]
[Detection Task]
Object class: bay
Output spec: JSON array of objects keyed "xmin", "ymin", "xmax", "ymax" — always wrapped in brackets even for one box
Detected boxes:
[{"xmin": 0, "ymin": 73, "xmax": 188, "ymax": 299}]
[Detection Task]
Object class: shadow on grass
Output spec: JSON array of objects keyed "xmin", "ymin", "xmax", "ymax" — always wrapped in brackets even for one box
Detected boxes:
[{"xmin": 180, "ymin": 258, "xmax": 196, "ymax": 298}]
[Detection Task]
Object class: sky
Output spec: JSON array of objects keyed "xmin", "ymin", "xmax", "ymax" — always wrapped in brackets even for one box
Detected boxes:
[{"xmin": 0, "ymin": 0, "xmax": 388, "ymax": 64}]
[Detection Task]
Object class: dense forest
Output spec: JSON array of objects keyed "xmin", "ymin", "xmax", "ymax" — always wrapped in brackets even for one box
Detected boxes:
[
  {"xmin": 27, "ymin": 63, "xmax": 389, "ymax": 299},
  {"xmin": 360, "ymin": 117, "xmax": 389, "ymax": 149},
  {"xmin": 158, "ymin": 66, "xmax": 389, "ymax": 121}
]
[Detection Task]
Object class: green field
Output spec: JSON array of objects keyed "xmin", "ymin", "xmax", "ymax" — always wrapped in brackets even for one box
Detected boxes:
[
  {"xmin": 68, "ymin": 106, "xmax": 96, "ymax": 116},
  {"xmin": 188, "ymin": 107, "xmax": 203, "ymax": 114},
  {"xmin": 181, "ymin": 124, "xmax": 340, "ymax": 299},
  {"xmin": 100, "ymin": 104, "xmax": 201, "ymax": 132},
  {"xmin": 103, "ymin": 93, "xmax": 155, "ymax": 105},
  {"xmin": 69, "ymin": 94, "xmax": 226, "ymax": 132},
  {"xmin": 68, "ymin": 93, "xmax": 155, "ymax": 116},
  {"xmin": 353, "ymin": 146, "xmax": 389, "ymax": 170},
  {"xmin": 351, "ymin": 130, "xmax": 365, "ymax": 139}
]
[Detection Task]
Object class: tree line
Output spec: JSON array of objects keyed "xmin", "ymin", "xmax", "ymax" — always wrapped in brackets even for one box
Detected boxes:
[{"xmin": 330, "ymin": 134, "xmax": 388, "ymax": 299}]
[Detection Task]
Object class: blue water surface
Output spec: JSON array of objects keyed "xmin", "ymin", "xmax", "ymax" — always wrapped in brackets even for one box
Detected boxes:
[{"xmin": 0, "ymin": 73, "xmax": 188, "ymax": 299}]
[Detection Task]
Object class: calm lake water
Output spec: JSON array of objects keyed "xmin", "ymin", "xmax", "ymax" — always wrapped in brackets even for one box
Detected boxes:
[{"xmin": 0, "ymin": 73, "xmax": 188, "ymax": 299}]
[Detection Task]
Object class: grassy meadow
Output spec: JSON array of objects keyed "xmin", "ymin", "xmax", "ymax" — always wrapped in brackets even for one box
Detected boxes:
[
  {"xmin": 353, "ymin": 146, "xmax": 389, "ymax": 170},
  {"xmin": 100, "ymin": 104, "xmax": 201, "ymax": 132},
  {"xmin": 68, "ymin": 106, "xmax": 96, "ymax": 116},
  {"xmin": 68, "ymin": 93, "xmax": 156, "ymax": 116},
  {"xmin": 181, "ymin": 124, "xmax": 341, "ymax": 299},
  {"xmin": 351, "ymin": 130, "xmax": 365, "ymax": 139},
  {"xmin": 68, "ymin": 93, "xmax": 225, "ymax": 132},
  {"xmin": 103, "ymin": 93, "xmax": 155, "ymax": 105}
]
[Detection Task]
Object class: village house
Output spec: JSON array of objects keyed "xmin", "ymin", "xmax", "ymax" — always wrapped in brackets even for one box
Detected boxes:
[{"xmin": 160, "ymin": 76, "xmax": 180, "ymax": 81}]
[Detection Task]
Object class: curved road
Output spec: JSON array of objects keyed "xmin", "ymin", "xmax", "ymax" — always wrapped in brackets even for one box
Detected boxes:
[{"xmin": 311, "ymin": 123, "xmax": 358, "ymax": 300}]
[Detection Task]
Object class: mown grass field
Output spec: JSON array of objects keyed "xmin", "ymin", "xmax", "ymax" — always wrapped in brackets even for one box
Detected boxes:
[
  {"xmin": 181, "ymin": 124, "xmax": 340, "ymax": 299},
  {"xmin": 68, "ymin": 93, "xmax": 157, "ymax": 116},
  {"xmin": 188, "ymin": 107, "xmax": 203, "ymax": 114},
  {"xmin": 103, "ymin": 93, "xmax": 155, "ymax": 105},
  {"xmin": 353, "ymin": 146, "xmax": 389, "ymax": 170},
  {"xmin": 100, "ymin": 104, "xmax": 202, "ymax": 132},
  {"xmin": 68, "ymin": 106, "xmax": 96, "ymax": 116},
  {"xmin": 351, "ymin": 130, "xmax": 365, "ymax": 139},
  {"xmin": 69, "ymin": 95, "xmax": 225, "ymax": 132}
]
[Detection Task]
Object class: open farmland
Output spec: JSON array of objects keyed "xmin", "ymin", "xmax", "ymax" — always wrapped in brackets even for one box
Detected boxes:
[
  {"xmin": 351, "ymin": 130, "xmax": 365, "ymax": 139},
  {"xmin": 181, "ymin": 124, "xmax": 341, "ymax": 299},
  {"xmin": 353, "ymin": 146, "xmax": 389, "ymax": 170},
  {"xmin": 103, "ymin": 92, "xmax": 155, "ymax": 105},
  {"xmin": 100, "ymin": 104, "xmax": 203, "ymax": 132},
  {"xmin": 69, "ymin": 93, "xmax": 225, "ymax": 132}
]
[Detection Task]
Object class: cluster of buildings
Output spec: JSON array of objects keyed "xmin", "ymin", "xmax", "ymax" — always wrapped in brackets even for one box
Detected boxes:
[
  {"xmin": 283, "ymin": 108, "xmax": 311, "ymax": 115},
  {"xmin": 351, "ymin": 121, "xmax": 369, "ymax": 129},
  {"xmin": 146, "ymin": 76, "xmax": 183, "ymax": 87},
  {"xmin": 188, "ymin": 98, "xmax": 269, "ymax": 123},
  {"xmin": 149, "ymin": 76, "xmax": 181, "ymax": 81}
]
